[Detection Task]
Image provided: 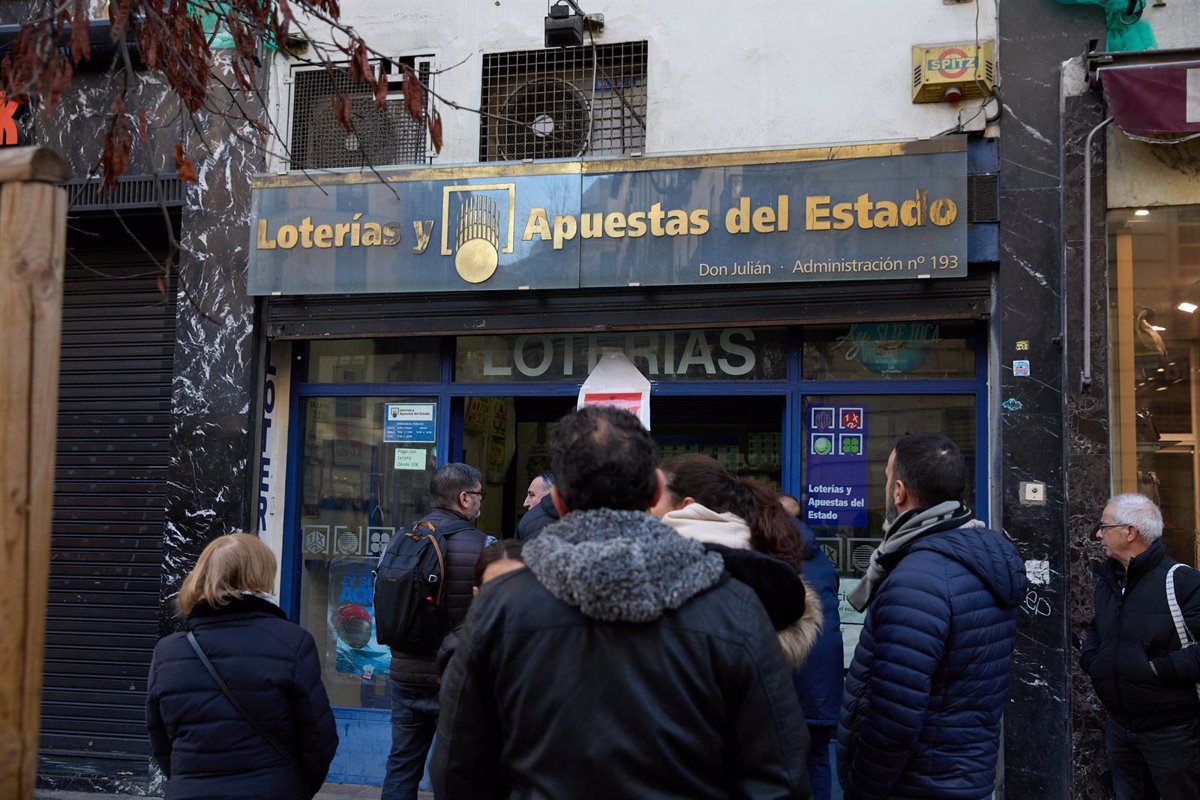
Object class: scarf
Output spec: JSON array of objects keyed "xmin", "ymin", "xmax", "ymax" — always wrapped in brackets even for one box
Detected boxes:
[{"xmin": 847, "ymin": 500, "xmax": 979, "ymax": 612}]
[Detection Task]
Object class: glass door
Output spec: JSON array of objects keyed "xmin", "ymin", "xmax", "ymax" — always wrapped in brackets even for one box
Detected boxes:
[{"xmin": 295, "ymin": 395, "xmax": 438, "ymax": 710}]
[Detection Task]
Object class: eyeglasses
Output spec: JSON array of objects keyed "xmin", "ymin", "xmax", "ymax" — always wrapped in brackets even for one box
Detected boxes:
[
  {"xmin": 1091, "ymin": 522, "xmax": 1129, "ymax": 537},
  {"xmin": 462, "ymin": 489, "xmax": 486, "ymax": 499}
]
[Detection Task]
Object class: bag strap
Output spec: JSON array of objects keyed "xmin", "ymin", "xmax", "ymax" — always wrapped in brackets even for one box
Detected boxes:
[
  {"xmin": 186, "ymin": 631, "xmax": 307, "ymax": 778},
  {"xmin": 1165, "ymin": 564, "xmax": 1200, "ymax": 702}
]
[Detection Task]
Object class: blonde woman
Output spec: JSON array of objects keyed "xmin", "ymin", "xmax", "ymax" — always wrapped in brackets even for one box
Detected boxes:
[{"xmin": 146, "ymin": 533, "xmax": 338, "ymax": 799}]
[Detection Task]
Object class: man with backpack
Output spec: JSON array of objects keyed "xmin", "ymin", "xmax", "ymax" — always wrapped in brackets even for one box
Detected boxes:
[{"xmin": 378, "ymin": 463, "xmax": 490, "ymax": 800}]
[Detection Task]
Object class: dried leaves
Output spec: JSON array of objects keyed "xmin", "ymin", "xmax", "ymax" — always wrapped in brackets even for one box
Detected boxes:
[
  {"xmin": 402, "ymin": 65, "xmax": 425, "ymax": 122},
  {"xmin": 69, "ymin": 0, "xmax": 91, "ymax": 63},
  {"xmin": 333, "ymin": 92, "xmax": 353, "ymax": 132},
  {"xmin": 174, "ymin": 143, "xmax": 197, "ymax": 182},
  {"xmin": 428, "ymin": 109, "xmax": 443, "ymax": 154},
  {"xmin": 4, "ymin": 0, "xmax": 450, "ymax": 186},
  {"xmin": 101, "ymin": 93, "xmax": 132, "ymax": 190}
]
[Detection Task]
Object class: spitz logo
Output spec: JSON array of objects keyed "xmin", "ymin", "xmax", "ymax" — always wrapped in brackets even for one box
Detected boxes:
[{"xmin": 441, "ymin": 183, "xmax": 517, "ymax": 284}]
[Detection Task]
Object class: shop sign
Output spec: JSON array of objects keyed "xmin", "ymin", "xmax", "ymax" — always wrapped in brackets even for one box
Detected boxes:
[
  {"xmin": 248, "ymin": 140, "xmax": 967, "ymax": 295},
  {"xmin": 456, "ymin": 327, "xmax": 788, "ymax": 383},
  {"xmin": 805, "ymin": 404, "xmax": 869, "ymax": 528}
]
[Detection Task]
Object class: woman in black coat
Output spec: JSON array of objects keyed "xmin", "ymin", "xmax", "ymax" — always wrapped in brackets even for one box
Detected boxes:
[{"xmin": 146, "ymin": 533, "xmax": 338, "ymax": 799}]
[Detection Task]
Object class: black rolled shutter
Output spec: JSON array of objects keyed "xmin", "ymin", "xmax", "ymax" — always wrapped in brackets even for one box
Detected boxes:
[{"xmin": 38, "ymin": 212, "xmax": 176, "ymax": 789}]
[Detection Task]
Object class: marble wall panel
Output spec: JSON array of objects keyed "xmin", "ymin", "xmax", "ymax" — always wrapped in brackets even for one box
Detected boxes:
[
  {"xmin": 998, "ymin": 1, "xmax": 1105, "ymax": 797},
  {"xmin": 158, "ymin": 57, "xmax": 267, "ymax": 633}
]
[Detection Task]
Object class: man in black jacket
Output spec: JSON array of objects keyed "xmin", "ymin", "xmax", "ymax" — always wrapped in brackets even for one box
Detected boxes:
[
  {"xmin": 516, "ymin": 471, "xmax": 559, "ymax": 540},
  {"xmin": 432, "ymin": 406, "xmax": 810, "ymax": 799},
  {"xmin": 382, "ymin": 463, "xmax": 490, "ymax": 800},
  {"xmin": 1082, "ymin": 493, "xmax": 1200, "ymax": 799}
]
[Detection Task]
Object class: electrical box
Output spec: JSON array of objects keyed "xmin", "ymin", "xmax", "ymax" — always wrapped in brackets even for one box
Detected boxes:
[{"xmin": 912, "ymin": 41, "xmax": 996, "ymax": 104}]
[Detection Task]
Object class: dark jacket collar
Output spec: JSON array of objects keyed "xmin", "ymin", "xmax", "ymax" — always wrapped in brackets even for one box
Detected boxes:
[
  {"xmin": 538, "ymin": 492, "xmax": 560, "ymax": 520},
  {"xmin": 1099, "ymin": 539, "xmax": 1167, "ymax": 590},
  {"xmin": 186, "ymin": 594, "xmax": 287, "ymax": 627}
]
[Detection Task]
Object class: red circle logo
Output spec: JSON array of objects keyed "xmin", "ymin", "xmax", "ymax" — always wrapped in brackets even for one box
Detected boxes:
[{"xmin": 934, "ymin": 48, "xmax": 971, "ymax": 80}]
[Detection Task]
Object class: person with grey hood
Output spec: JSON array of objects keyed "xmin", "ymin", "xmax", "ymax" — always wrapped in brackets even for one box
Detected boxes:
[{"xmin": 432, "ymin": 405, "xmax": 811, "ymax": 800}]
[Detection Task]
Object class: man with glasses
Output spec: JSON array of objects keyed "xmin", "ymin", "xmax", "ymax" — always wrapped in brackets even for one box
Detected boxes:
[
  {"xmin": 382, "ymin": 463, "xmax": 491, "ymax": 800},
  {"xmin": 1082, "ymin": 493, "xmax": 1200, "ymax": 800}
]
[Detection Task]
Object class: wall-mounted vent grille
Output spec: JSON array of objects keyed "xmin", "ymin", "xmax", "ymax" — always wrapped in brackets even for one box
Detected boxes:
[
  {"xmin": 967, "ymin": 173, "xmax": 999, "ymax": 223},
  {"xmin": 480, "ymin": 41, "xmax": 647, "ymax": 162},
  {"xmin": 64, "ymin": 175, "xmax": 185, "ymax": 211},
  {"xmin": 288, "ymin": 61, "xmax": 429, "ymax": 171}
]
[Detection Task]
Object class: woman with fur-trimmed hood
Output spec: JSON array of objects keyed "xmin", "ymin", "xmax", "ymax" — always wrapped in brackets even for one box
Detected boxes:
[{"xmin": 653, "ymin": 454, "xmax": 823, "ymax": 667}]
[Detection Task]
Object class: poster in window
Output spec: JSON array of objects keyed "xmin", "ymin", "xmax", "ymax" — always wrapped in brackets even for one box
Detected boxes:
[
  {"xmin": 327, "ymin": 557, "xmax": 390, "ymax": 683},
  {"xmin": 464, "ymin": 396, "xmax": 488, "ymax": 434}
]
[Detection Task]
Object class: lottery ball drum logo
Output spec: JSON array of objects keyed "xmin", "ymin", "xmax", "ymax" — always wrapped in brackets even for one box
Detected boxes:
[{"xmin": 455, "ymin": 195, "xmax": 501, "ymax": 283}]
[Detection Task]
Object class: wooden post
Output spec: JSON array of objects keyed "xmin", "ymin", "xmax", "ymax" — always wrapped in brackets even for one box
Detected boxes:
[{"xmin": 0, "ymin": 146, "xmax": 70, "ymax": 800}]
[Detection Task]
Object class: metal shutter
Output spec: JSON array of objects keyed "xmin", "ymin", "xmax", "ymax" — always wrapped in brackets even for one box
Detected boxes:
[{"xmin": 38, "ymin": 212, "xmax": 176, "ymax": 789}]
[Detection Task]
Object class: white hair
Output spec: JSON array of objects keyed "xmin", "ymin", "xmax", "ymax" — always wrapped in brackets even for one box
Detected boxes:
[{"xmin": 1108, "ymin": 493, "xmax": 1163, "ymax": 543}]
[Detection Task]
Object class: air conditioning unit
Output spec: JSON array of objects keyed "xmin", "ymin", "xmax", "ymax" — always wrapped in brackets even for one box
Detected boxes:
[
  {"xmin": 496, "ymin": 76, "xmax": 593, "ymax": 160},
  {"xmin": 287, "ymin": 61, "xmax": 431, "ymax": 171},
  {"xmin": 481, "ymin": 42, "xmax": 647, "ymax": 162},
  {"xmin": 912, "ymin": 41, "xmax": 996, "ymax": 104}
]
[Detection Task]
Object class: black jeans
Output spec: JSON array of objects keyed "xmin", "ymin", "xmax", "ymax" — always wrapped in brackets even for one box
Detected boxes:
[
  {"xmin": 1106, "ymin": 717, "xmax": 1200, "ymax": 800},
  {"xmin": 381, "ymin": 681, "xmax": 440, "ymax": 800}
]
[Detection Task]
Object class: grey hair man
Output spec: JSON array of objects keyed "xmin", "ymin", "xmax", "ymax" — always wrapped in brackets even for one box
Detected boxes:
[
  {"xmin": 382, "ymin": 463, "xmax": 490, "ymax": 800},
  {"xmin": 523, "ymin": 471, "xmax": 554, "ymax": 511},
  {"xmin": 1082, "ymin": 493, "xmax": 1200, "ymax": 800},
  {"xmin": 516, "ymin": 471, "xmax": 559, "ymax": 541},
  {"xmin": 434, "ymin": 405, "xmax": 810, "ymax": 798}
]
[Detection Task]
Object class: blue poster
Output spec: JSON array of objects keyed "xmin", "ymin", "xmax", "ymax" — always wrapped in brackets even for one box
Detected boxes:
[
  {"xmin": 328, "ymin": 558, "xmax": 391, "ymax": 681},
  {"xmin": 805, "ymin": 404, "xmax": 869, "ymax": 527},
  {"xmin": 383, "ymin": 402, "xmax": 436, "ymax": 443}
]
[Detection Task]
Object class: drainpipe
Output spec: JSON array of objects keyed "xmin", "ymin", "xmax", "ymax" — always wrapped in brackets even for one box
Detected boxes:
[{"xmin": 1081, "ymin": 114, "xmax": 1113, "ymax": 393}]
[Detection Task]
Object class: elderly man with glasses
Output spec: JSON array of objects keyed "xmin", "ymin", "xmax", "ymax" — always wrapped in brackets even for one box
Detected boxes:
[{"xmin": 1081, "ymin": 493, "xmax": 1200, "ymax": 800}]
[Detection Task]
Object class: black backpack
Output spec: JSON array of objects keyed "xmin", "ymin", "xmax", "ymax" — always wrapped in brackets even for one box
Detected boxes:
[{"xmin": 374, "ymin": 517, "xmax": 471, "ymax": 654}]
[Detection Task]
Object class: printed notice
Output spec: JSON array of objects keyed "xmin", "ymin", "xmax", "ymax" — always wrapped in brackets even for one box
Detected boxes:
[
  {"xmin": 393, "ymin": 448, "xmax": 426, "ymax": 471},
  {"xmin": 805, "ymin": 404, "xmax": 869, "ymax": 527},
  {"xmin": 383, "ymin": 402, "xmax": 436, "ymax": 443}
]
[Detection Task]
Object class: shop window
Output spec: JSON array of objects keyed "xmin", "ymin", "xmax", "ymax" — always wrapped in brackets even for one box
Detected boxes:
[
  {"xmin": 308, "ymin": 338, "xmax": 441, "ymax": 384},
  {"xmin": 297, "ymin": 396, "xmax": 439, "ymax": 708},
  {"xmin": 455, "ymin": 328, "xmax": 788, "ymax": 383},
  {"xmin": 1108, "ymin": 206, "xmax": 1200, "ymax": 567},
  {"xmin": 479, "ymin": 41, "xmax": 647, "ymax": 161},
  {"xmin": 802, "ymin": 322, "xmax": 976, "ymax": 380}
]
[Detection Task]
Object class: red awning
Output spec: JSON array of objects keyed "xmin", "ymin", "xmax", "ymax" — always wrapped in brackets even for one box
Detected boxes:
[{"xmin": 1102, "ymin": 62, "xmax": 1200, "ymax": 137}]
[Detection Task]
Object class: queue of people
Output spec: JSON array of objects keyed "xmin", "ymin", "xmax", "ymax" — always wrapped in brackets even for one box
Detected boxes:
[{"xmin": 144, "ymin": 404, "xmax": 1200, "ymax": 799}]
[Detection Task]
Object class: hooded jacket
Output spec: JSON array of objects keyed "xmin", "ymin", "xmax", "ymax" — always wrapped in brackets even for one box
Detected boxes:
[
  {"xmin": 837, "ymin": 523, "xmax": 1025, "ymax": 800},
  {"xmin": 1081, "ymin": 539, "xmax": 1200, "ymax": 731},
  {"xmin": 662, "ymin": 502, "xmax": 823, "ymax": 667},
  {"xmin": 432, "ymin": 508, "xmax": 811, "ymax": 800},
  {"xmin": 146, "ymin": 595, "xmax": 338, "ymax": 800}
]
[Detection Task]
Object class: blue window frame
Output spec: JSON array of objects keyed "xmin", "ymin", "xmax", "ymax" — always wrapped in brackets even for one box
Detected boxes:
[{"xmin": 283, "ymin": 323, "xmax": 988, "ymax": 612}]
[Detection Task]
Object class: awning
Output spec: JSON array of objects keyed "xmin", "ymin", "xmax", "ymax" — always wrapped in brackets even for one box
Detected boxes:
[{"xmin": 1102, "ymin": 61, "xmax": 1200, "ymax": 137}]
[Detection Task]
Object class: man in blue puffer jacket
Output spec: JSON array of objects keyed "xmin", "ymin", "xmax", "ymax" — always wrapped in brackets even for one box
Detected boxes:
[{"xmin": 837, "ymin": 434, "xmax": 1026, "ymax": 800}]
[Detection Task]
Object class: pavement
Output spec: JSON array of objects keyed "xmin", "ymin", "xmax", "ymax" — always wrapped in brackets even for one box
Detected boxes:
[{"xmin": 35, "ymin": 785, "xmax": 434, "ymax": 800}]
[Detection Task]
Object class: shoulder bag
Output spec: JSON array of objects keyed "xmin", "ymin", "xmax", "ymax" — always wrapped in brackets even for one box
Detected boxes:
[
  {"xmin": 1164, "ymin": 564, "xmax": 1200, "ymax": 702},
  {"xmin": 186, "ymin": 631, "xmax": 309, "ymax": 780}
]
